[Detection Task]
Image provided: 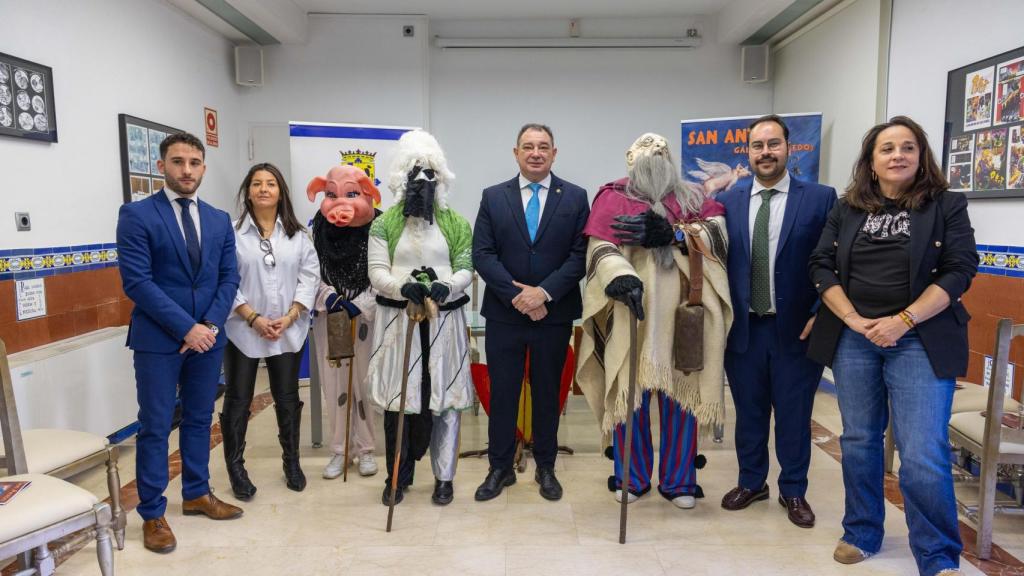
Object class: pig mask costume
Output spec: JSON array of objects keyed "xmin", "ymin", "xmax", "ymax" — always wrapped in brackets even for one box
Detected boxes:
[{"xmin": 308, "ymin": 164, "xmax": 383, "ymax": 479}]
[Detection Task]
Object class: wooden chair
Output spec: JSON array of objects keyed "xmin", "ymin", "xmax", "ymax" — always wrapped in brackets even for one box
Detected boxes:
[
  {"xmin": 0, "ymin": 339, "xmax": 115, "ymax": 575},
  {"xmin": 947, "ymin": 318, "xmax": 1024, "ymax": 559}
]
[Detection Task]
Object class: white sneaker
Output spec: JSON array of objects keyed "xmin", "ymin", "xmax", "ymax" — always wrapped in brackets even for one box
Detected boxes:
[
  {"xmin": 323, "ymin": 453, "xmax": 347, "ymax": 479},
  {"xmin": 358, "ymin": 453, "xmax": 378, "ymax": 477},
  {"xmin": 672, "ymin": 495, "xmax": 696, "ymax": 509},
  {"xmin": 615, "ymin": 489, "xmax": 639, "ymax": 503}
]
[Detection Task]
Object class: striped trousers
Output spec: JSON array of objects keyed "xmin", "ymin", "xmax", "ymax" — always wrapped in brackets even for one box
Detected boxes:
[{"xmin": 613, "ymin": 390, "xmax": 699, "ymax": 499}]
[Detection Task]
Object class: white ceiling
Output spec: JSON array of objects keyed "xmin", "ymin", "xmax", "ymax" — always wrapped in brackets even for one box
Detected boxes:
[
  {"xmin": 170, "ymin": 0, "xmax": 813, "ymax": 45},
  {"xmin": 291, "ymin": 0, "xmax": 731, "ymax": 19}
]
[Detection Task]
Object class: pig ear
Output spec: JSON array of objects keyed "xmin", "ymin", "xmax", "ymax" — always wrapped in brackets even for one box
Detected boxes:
[
  {"xmin": 306, "ymin": 176, "xmax": 327, "ymax": 202},
  {"xmin": 360, "ymin": 176, "xmax": 382, "ymax": 206}
]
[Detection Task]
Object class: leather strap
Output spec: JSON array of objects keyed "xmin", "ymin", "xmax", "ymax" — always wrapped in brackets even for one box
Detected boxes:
[{"xmin": 680, "ymin": 224, "xmax": 707, "ymax": 307}]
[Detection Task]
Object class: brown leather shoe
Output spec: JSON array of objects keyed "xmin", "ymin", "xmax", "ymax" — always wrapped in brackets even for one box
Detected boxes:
[
  {"xmin": 720, "ymin": 485, "xmax": 769, "ymax": 511},
  {"xmin": 182, "ymin": 491, "xmax": 244, "ymax": 520},
  {"xmin": 778, "ymin": 495, "xmax": 815, "ymax": 528},
  {"xmin": 142, "ymin": 516, "xmax": 176, "ymax": 554}
]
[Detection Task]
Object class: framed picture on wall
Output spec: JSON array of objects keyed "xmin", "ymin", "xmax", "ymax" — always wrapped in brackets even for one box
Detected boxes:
[
  {"xmin": 943, "ymin": 44, "xmax": 1024, "ymax": 199},
  {"xmin": 118, "ymin": 114, "xmax": 182, "ymax": 203},
  {"xmin": 0, "ymin": 52, "xmax": 57, "ymax": 143}
]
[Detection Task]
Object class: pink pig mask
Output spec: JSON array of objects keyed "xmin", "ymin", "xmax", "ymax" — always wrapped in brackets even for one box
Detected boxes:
[{"xmin": 306, "ymin": 165, "xmax": 381, "ymax": 227}]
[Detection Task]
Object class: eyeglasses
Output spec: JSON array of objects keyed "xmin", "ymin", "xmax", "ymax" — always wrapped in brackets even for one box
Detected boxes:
[
  {"xmin": 749, "ymin": 139, "xmax": 785, "ymax": 153},
  {"xmin": 259, "ymin": 238, "xmax": 276, "ymax": 267}
]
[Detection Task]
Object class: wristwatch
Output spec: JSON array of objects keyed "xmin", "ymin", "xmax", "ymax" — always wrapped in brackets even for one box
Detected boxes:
[{"xmin": 202, "ymin": 321, "xmax": 219, "ymax": 336}]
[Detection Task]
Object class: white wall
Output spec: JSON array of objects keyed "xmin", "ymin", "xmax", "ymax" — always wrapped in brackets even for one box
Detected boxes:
[
  {"xmin": 0, "ymin": 0, "xmax": 242, "ymax": 249},
  {"xmin": 238, "ymin": 14, "xmax": 428, "ymax": 206},
  {"xmin": 429, "ymin": 16, "xmax": 774, "ymax": 219},
  {"xmin": 887, "ymin": 0, "xmax": 1024, "ymax": 245},
  {"xmin": 772, "ymin": 0, "xmax": 887, "ymax": 192}
]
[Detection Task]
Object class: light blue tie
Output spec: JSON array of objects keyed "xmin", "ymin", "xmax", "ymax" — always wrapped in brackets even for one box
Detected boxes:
[{"xmin": 526, "ymin": 182, "xmax": 541, "ymax": 242}]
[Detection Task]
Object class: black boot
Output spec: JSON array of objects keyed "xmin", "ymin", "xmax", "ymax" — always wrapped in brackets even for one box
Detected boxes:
[
  {"xmin": 275, "ymin": 400, "xmax": 306, "ymax": 492},
  {"xmin": 220, "ymin": 410, "xmax": 256, "ymax": 500},
  {"xmin": 432, "ymin": 479, "xmax": 454, "ymax": 505}
]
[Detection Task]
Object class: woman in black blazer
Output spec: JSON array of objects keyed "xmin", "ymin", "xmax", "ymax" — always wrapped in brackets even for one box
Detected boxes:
[{"xmin": 807, "ymin": 116, "xmax": 977, "ymax": 576}]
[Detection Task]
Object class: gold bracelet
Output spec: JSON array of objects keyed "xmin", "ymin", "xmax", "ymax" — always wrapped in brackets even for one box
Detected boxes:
[
  {"xmin": 247, "ymin": 313, "xmax": 261, "ymax": 327},
  {"xmin": 842, "ymin": 311, "xmax": 857, "ymax": 321},
  {"xmin": 903, "ymin": 309, "xmax": 919, "ymax": 325},
  {"xmin": 897, "ymin": 311, "xmax": 915, "ymax": 328}
]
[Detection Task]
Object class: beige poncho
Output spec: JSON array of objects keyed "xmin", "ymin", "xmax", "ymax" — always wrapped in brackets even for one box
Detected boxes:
[{"xmin": 576, "ymin": 216, "xmax": 732, "ymax": 437}]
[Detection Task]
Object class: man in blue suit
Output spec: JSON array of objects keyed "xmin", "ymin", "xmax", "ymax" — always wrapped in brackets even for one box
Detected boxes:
[
  {"xmin": 716, "ymin": 115, "xmax": 836, "ymax": 528},
  {"xmin": 472, "ymin": 124, "xmax": 589, "ymax": 501},
  {"xmin": 116, "ymin": 132, "xmax": 242, "ymax": 553}
]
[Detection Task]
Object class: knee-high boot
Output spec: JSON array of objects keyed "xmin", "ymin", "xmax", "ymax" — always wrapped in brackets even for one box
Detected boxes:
[
  {"xmin": 220, "ymin": 409, "xmax": 257, "ymax": 500},
  {"xmin": 275, "ymin": 400, "xmax": 306, "ymax": 491}
]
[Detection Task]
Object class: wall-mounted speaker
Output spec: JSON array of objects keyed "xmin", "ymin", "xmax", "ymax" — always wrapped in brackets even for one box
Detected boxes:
[
  {"xmin": 235, "ymin": 45, "xmax": 264, "ymax": 87},
  {"xmin": 741, "ymin": 44, "xmax": 771, "ymax": 84}
]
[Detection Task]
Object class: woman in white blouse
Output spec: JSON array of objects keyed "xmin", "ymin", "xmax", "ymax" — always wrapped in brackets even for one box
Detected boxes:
[{"xmin": 222, "ymin": 162, "xmax": 319, "ymax": 498}]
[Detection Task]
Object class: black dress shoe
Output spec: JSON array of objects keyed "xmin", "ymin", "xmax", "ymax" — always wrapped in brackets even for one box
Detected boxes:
[
  {"xmin": 474, "ymin": 468, "xmax": 516, "ymax": 501},
  {"xmin": 432, "ymin": 480, "xmax": 454, "ymax": 506},
  {"xmin": 382, "ymin": 483, "xmax": 406, "ymax": 506},
  {"xmin": 778, "ymin": 495, "xmax": 815, "ymax": 528},
  {"xmin": 535, "ymin": 467, "xmax": 563, "ymax": 501},
  {"xmin": 720, "ymin": 485, "xmax": 769, "ymax": 511}
]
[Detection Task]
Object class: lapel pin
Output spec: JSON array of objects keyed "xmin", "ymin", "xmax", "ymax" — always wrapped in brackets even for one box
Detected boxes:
[{"xmin": 555, "ymin": 187, "xmax": 562, "ymax": 194}]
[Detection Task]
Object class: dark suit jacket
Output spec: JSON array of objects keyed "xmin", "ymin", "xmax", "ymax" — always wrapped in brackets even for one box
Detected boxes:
[
  {"xmin": 116, "ymin": 190, "xmax": 239, "ymax": 353},
  {"xmin": 472, "ymin": 174, "xmax": 589, "ymax": 325},
  {"xmin": 718, "ymin": 176, "xmax": 837, "ymax": 354},
  {"xmin": 807, "ymin": 190, "xmax": 978, "ymax": 378}
]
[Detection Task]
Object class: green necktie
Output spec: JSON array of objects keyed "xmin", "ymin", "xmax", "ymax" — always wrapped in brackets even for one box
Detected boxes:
[{"xmin": 750, "ymin": 188, "xmax": 776, "ymax": 315}]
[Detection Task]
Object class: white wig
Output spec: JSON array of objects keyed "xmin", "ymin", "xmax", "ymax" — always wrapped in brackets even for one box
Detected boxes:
[{"xmin": 387, "ymin": 130, "xmax": 456, "ymax": 208}]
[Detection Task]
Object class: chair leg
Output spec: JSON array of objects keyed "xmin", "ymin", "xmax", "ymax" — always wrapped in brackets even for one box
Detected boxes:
[
  {"xmin": 94, "ymin": 502, "xmax": 114, "ymax": 576},
  {"xmin": 34, "ymin": 543, "xmax": 55, "ymax": 576},
  {"xmin": 977, "ymin": 453, "xmax": 998, "ymax": 559},
  {"xmin": 106, "ymin": 446, "xmax": 126, "ymax": 550}
]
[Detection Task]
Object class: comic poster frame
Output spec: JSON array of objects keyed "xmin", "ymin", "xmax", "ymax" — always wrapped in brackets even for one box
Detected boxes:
[{"xmin": 943, "ymin": 44, "xmax": 1024, "ymax": 199}]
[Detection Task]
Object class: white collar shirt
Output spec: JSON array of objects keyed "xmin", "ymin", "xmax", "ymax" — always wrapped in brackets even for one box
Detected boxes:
[
  {"xmin": 164, "ymin": 188, "xmax": 201, "ymax": 243},
  {"xmin": 748, "ymin": 171, "xmax": 791, "ymax": 314},
  {"xmin": 225, "ymin": 215, "xmax": 321, "ymax": 358},
  {"xmin": 519, "ymin": 173, "xmax": 552, "ymax": 216}
]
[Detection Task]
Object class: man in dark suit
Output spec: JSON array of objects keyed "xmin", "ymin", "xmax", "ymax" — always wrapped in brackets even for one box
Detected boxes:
[
  {"xmin": 472, "ymin": 124, "xmax": 589, "ymax": 501},
  {"xmin": 716, "ymin": 115, "xmax": 836, "ymax": 528},
  {"xmin": 116, "ymin": 132, "xmax": 242, "ymax": 553}
]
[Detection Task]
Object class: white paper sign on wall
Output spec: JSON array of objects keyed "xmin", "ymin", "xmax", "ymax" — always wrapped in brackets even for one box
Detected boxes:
[
  {"xmin": 16, "ymin": 278, "xmax": 46, "ymax": 321},
  {"xmin": 984, "ymin": 354, "xmax": 1015, "ymax": 397}
]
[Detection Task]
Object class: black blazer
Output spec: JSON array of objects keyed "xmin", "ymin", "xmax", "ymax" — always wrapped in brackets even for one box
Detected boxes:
[
  {"xmin": 807, "ymin": 190, "xmax": 979, "ymax": 378},
  {"xmin": 472, "ymin": 174, "xmax": 589, "ymax": 326}
]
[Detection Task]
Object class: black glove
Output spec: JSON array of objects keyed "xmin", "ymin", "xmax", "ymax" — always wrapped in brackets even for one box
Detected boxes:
[
  {"xmin": 429, "ymin": 282, "xmax": 450, "ymax": 303},
  {"xmin": 325, "ymin": 293, "xmax": 361, "ymax": 317},
  {"xmin": 605, "ymin": 275, "xmax": 645, "ymax": 321},
  {"xmin": 611, "ymin": 210, "xmax": 674, "ymax": 248},
  {"xmin": 400, "ymin": 282, "xmax": 429, "ymax": 305}
]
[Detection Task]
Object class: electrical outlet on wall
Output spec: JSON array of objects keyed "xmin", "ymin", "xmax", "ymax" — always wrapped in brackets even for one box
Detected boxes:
[{"xmin": 15, "ymin": 212, "xmax": 30, "ymax": 231}]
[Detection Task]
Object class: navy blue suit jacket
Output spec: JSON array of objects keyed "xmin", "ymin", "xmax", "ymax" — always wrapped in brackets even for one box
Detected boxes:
[
  {"xmin": 717, "ymin": 176, "xmax": 837, "ymax": 354},
  {"xmin": 472, "ymin": 174, "xmax": 589, "ymax": 325},
  {"xmin": 116, "ymin": 190, "xmax": 239, "ymax": 353}
]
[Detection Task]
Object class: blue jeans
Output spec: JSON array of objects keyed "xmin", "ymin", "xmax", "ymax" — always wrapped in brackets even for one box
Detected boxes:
[{"xmin": 832, "ymin": 328, "xmax": 961, "ymax": 576}]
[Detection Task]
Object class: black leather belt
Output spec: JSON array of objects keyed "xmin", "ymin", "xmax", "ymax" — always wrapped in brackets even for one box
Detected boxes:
[{"xmin": 376, "ymin": 293, "xmax": 470, "ymax": 311}]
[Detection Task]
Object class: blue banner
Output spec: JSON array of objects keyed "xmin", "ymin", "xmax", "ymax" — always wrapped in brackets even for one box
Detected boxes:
[{"xmin": 680, "ymin": 113, "xmax": 822, "ymax": 198}]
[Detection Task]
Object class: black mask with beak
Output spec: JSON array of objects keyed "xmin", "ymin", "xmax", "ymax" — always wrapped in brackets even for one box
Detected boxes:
[{"xmin": 403, "ymin": 164, "xmax": 437, "ymax": 224}]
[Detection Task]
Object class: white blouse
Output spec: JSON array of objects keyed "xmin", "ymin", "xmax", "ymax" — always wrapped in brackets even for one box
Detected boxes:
[{"xmin": 225, "ymin": 215, "xmax": 320, "ymax": 358}]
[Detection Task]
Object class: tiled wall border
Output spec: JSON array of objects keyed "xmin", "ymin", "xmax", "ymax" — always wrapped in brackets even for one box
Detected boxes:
[
  {"xmin": 977, "ymin": 244, "xmax": 1024, "ymax": 277},
  {"xmin": 0, "ymin": 242, "xmax": 1019, "ymax": 279},
  {"xmin": 0, "ymin": 243, "xmax": 118, "ymax": 281}
]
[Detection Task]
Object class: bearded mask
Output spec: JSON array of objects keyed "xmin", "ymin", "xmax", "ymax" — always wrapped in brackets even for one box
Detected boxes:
[
  {"xmin": 402, "ymin": 164, "xmax": 437, "ymax": 224},
  {"xmin": 306, "ymin": 165, "xmax": 381, "ymax": 228}
]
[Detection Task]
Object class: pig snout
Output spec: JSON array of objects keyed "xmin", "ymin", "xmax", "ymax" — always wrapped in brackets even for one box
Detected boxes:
[{"xmin": 326, "ymin": 204, "xmax": 355, "ymax": 225}]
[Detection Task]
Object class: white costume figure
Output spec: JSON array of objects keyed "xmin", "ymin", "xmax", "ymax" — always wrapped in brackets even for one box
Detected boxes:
[
  {"xmin": 366, "ymin": 130, "xmax": 475, "ymax": 506},
  {"xmin": 307, "ymin": 165, "xmax": 384, "ymax": 479}
]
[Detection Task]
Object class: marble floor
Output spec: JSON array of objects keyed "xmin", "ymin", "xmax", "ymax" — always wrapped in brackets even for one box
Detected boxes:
[{"xmin": 17, "ymin": 370, "xmax": 1024, "ymax": 575}]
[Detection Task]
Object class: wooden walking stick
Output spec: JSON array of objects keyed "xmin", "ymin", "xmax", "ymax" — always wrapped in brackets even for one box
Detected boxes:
[
  {"xmin": 386, "ymin": 299, "xmax": 433, "ymax": 532},
  {"xmin": 343, "ymin": 319, "xmax": 356, "ymax": 483},
  {"xmin": 619, "ymin": 309, "xmax": 639, "ymax": 545}
]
